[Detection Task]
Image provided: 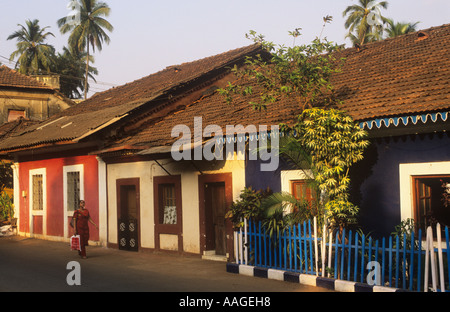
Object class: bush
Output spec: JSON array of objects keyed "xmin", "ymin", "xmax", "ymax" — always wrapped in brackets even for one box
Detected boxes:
[
  {"xmin": 0, "ymin": 191, "xmax": 14, "ymax": 223},
  {"xmin": 325, "ymin": 198, "xmax": 359, "ymax": 231},
  {"xmin": 225, "ymin": 187, "xmax": 272, "ymax": 228}
]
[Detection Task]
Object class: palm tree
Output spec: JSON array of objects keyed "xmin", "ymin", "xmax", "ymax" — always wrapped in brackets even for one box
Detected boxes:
[
  {"xmin": 58, "ymin": 0, "xmax": 113, "ymax": 99},
  {"xmin": 385, "ymin": 19, "xmax": 420, "ymax": 38},
  {"xmin": 343, "ymin": 0, "xmax": 388, "ymax": 46},
  {"xmin": 7, "ymin": 19, "xmax": 55, "ymax": 75},
  {"xmin": 345, "ymin": 30, "xmax": 382, "ymax": 46},
  {"xmin": 52, "ymin": 46, "xmax": 98, "ymax": 99}
]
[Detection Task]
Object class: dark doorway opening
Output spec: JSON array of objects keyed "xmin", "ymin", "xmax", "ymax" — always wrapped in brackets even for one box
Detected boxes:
[{"xmin": 413, "ymin": 175, "xmax": 450, "ymax": 236}]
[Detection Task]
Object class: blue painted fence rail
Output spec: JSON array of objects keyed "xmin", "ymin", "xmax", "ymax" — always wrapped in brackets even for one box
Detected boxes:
[{"xmin": 234, "ymin": 218, "xmax": 450, "ymax": 292}]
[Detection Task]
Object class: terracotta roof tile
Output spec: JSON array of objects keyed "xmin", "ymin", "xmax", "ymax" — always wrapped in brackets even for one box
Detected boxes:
[
  {"xmin": 0, "ymin": 66, "xmax": 52, "ymax": 90},
  {"xmin": 115, "ymin": 23, "xmax": 450, "ymax": 149},
  {"xmin": 0, "ymin": 44, "xmax": 263, "ymax": 152},
  {"xmin": 3, "ymin": 23, "xmax": 450, "ymax": 154},
  {"xmin": 0, "ymin": 118, "xmax": 40, "ymax": 140},
  {"xmin": 54, "ymin": 44, "xmax": 262, "ymax": 117},
  {"xmin": 334, "ymin": 23, "xmax": 450, "ymax": 120}
]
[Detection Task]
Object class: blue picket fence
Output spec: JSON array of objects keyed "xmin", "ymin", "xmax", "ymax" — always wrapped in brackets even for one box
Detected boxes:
[{"xmin": 234, "ymin": 218, "xmax": 450, "ymax": 292}]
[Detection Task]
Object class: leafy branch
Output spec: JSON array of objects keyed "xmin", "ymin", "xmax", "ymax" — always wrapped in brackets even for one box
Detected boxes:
[{"xmin": 218, "ymin": 24, "xmax": 345, "ymax": 111}]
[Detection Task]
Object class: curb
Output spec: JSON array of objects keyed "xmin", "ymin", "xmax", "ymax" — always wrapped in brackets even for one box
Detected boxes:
[{"xmin": 226, "ymin": 263, "xmax": 408, "ymax": 292}]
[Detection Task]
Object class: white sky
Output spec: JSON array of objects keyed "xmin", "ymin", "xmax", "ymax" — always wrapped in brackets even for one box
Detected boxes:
[{"xmin": 0, "ymin": 0, "xmax": 449, "ymax": 96}]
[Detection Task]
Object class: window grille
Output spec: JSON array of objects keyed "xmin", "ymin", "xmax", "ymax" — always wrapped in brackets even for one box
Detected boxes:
[
  {"xmin": 32, "ymin": 174, "xmax": 43, "ymax": 211},
  {"xmin": 67, "ymin": 171, "xmax": 80, "ymax": 211},
  {"xmin": 161, "ymin": 184, "xmax": 177, "ymax": 224}
]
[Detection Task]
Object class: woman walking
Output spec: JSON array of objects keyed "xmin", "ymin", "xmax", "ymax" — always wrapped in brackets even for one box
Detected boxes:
[{"xmin": 72, "ymin": 200, "xmax": 98, "ymax": 259}]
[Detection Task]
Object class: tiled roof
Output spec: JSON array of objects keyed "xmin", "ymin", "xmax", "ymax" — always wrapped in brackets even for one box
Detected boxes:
[
  {"xmin": 51, "ymin": 44, "xmax": 263, "ymax": 118},
  {"xmin": 0, "ymin": 44, "xmax": 263, "ymax": 152},
  {"xmin": 112, "ymin": 23, "xmax": 450, "ymax": 150},
  {"xmin": 0, "ymin": 118, "xmax": 40, "ymax": 140},
  {"xmin": 333, "ymin": 23, "xmax": 450, "ymax": 121},
  {"xmin": 0, "ymin": 66, "xmax": 52, "ymax": 90},
  {"xmin": 2, "ymin": 23, "xmax": 450, "ymax": 155}
]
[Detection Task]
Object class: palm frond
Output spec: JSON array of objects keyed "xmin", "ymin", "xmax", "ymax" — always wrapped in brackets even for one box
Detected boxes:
[{"xmin": 261, "ymin": 191, "xmax": 311, "ymax": 216}]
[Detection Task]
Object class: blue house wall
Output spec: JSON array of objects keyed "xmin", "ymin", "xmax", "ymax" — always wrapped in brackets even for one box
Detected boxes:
[
  {"xmin": 244, "ymin": 132, "xmax": 450, "ymax": 238},
  {"xmin": 245, "ymin": 157, "xmax": 297, "ymax": 194},
  {"xmin": 350, "ymin": 132, "xmax": 450, "ymax": 237}
]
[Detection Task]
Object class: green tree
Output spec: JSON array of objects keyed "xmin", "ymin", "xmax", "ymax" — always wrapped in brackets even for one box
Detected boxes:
[
  {"xmin": 280, "ymin": 108, "xmax": 369, "ymax": 230},
  {"xmin": 384, "ymin": 19, "xmax": 420, "ymax": 38},
  {"xmin": 343, "ymin": 0, "xmax": 388, "ymax": 45},
  {"xmin": 0, "ymin": 192, "xmax": 14, "ymax": 222},
  {"xmin": 58, "ymin": 0, "xmax": 113, "ymax": 99},
  {"xmin": 282, "ymin": 109, "xmax": 368, "ymax": 201},
  {"xmin": 0, "ymin": 161, "xmax": 13, "ymax": 191},
  {"xmin": 52, "ymin": 46, "xmax": 98, "ymax": 99},
  {"xmin": 7, "ymin": 19, "xmax": 55, "ymax": 75},
  {"xmin": 219, "ymin": 29, "xmax": 344, "ymax": 111},
  {"xmin": 225, "ymin": 187, "xmax": 272, "ymax": 228},
  {"xmin": 220, "ymin": 26, "xmax": 369, "ymax": 230}
]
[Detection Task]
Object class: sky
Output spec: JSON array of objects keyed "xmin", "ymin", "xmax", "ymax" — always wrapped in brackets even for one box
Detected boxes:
[{"xmin": 0, "ymin": 0, "xmax": 449, "ymax": 97}]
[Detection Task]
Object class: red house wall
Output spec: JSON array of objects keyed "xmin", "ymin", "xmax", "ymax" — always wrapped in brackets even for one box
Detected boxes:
[{"xmin": 18, "ymin": 155, "xmax": 99, "ymax": 241}]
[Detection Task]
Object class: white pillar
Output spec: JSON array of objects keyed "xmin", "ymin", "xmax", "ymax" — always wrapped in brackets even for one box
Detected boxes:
[
  {"xmin": 11, "ymin": 162, "xmax": 20, "ymax": 220},
  {"xmin": 97, "ymin": 157, "xmax": 108, "ymax": 247}
]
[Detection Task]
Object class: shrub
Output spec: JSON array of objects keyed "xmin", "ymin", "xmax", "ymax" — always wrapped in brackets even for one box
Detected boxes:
[{"xmin": 225, "ymin": 187, "xmax": 272, "ymax": 228}]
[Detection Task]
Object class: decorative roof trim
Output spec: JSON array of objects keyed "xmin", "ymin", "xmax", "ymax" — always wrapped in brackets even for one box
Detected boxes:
[{"xmin": 359, "ymin": 111, "xmax": 449, "ymax": 130}]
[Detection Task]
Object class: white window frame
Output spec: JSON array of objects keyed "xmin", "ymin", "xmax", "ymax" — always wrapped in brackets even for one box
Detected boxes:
[
  {"xmin": 399, "ymin": 161, "xmax": 450, "ymax": 222},
  {"xmin": 280, "ymin": 169, "xmax": 314, "ymax": 213},
  {"xmin": 63, "ymin": 164, "xmax": 84, "ymax": 238},
  {"xmin": 29, "ymin": 168, "xmax": 47, "ymax": 237},
  {"xmin": 281, "ymin": 169, "xmax": 314, "ymax": 193}
]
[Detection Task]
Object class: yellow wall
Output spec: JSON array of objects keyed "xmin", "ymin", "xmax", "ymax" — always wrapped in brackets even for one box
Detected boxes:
[{"xmin": 0, "ymin": 89, "xmax": 72, "ymax": 124}]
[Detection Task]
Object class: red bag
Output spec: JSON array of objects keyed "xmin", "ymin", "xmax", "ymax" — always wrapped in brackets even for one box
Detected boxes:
[{"xmin": 71, "ymin": 235, "xmax": 81, "ymax": 251}]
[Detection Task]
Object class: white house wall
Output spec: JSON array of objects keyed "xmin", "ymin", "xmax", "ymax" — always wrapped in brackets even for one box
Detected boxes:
[
  {"xmin": 107, "ymin": 161, "xmax": 154, "ymax": 248},
  {"xmin": 106, "ymin": 157, "xmax": 246, "ymax": 254}
]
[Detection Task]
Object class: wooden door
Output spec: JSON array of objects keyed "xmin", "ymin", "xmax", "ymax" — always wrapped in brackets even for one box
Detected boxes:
[
  {"xmin": 204, "ymin": 182, "xmax": 227, "ymax": 255},
  {"xmin": 117, "ymin": 179, "xmax": 140, "ymax": 251}
]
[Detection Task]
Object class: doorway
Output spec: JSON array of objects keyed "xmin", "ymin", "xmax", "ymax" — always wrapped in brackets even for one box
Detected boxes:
[
  {"xmin": 199, "ymin": 173, "xmax": 233, "ymax": 259},
  {"xmin": 413, "ymin": 175, "xmax": 450, "ymax": 235},
  {"xmin": 204, "ymin": 182, "xmax": 227, "ymax": 255},
  {"xmin": 117, "ymin": 178, "xmax": 140, "ymax": 251}
]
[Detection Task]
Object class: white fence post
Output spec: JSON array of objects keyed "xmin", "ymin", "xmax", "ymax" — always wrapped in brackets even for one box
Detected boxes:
[
  {"xmin": 327, "ymin": 228, "xmax": 333, "ymax": 278},
  {"xmin": 424, "ymin": 226, "xmax": 438, "ymax": 292},
  {"xmin": 244, "ymin": 218, "xmax": 248, "ymax": 265},
  {"xmin": 437, "ymin": 223, "xmax": 445, "ymax": 292},
  {"xmin": 234, "ymin": 230, "xmax": 238, "ymax": 263},
  {"xmin": 314, "ymin": 217, "xmax": 319, "ymax": 276},
  {"xmin": 238, "ymin": 220, "xmax": 243, "ymax": 265},
  {"xmin": 321, "ymin": 221, "xmax": 327, "ymax": 277}
]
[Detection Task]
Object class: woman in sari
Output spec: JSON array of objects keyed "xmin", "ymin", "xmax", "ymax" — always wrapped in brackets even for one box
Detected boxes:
[{"xmin": 72, "ymin": 200, "xmax": 98, "ymax": 258}]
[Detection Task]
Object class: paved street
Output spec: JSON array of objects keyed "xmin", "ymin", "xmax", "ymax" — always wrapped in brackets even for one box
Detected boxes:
[{"xmin": 0, "ymin": 236, "xmax": 333, "ymax": 294}]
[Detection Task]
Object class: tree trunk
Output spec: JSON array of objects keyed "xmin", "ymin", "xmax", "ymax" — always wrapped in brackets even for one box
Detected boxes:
[{"xmin": 84, "ymin": 41, "xmax": 90, "ymax": 100}]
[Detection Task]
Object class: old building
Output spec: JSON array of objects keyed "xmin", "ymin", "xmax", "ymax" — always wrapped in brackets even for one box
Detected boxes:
[
  {"xmin": 0, "ymin": 23, "xmax": 449, "ymax": 259},
  {"xmin": 0, "ymin": 66, "xmax": 73, "ymax": 124}
]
